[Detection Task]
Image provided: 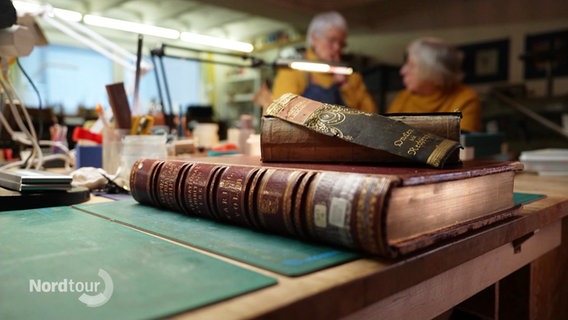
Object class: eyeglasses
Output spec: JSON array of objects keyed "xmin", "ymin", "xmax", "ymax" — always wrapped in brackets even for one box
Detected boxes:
[{"xmin": 317, "ymin": 34, "xmax": 347, "ymax": 49}]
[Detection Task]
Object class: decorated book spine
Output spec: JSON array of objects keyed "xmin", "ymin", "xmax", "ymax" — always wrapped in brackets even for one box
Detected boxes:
[
  {"xmin": 264, "ymin": 93, "xmax": 461, "ymax": 168},
  {"xmin": 129, "ymin": 158, "xmax": 398, "ymax": 257}
]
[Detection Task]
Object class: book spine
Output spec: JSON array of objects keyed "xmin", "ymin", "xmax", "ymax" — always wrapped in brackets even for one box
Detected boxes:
[
  {"xmin": 130, "ymin": 158, "xmax": 398, "ymax": 257},
  {"xmin": 214, "ymin": 165, "xmax": 262, "ymax": 228},
  {"xmin": 304, "ymin": 172, "xmax": 393, "ymax": 255},
  {"xmin": 181, "ymin": 162, "xmax": 225, "ymax": 220},
  {"xmin": 105, "ymin": 82, "xmax": 132, "ymax": 130},
  {"xmin": 264, "ymin": 93, "xmax": 461, "ymax": 168}
]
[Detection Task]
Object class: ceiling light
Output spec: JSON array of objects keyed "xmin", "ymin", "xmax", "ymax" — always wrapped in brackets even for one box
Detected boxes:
[
  {"xmin": 52, "ymin": 8, "xmax": 82, "ymax": 22},
  {"xmin": 13, "ymin": 2, "xmax": 82, "ymax": 22},
  {"xmin": 277, "ymin": 59, "xmax": 353, "ymax": 75},
  {"xmin": 84, "ymin": 15, "xmax": 180, "ymax": 40},
  {"xmin": 180, "ymin": 32, "xmax": 253, "ymax": 53}
]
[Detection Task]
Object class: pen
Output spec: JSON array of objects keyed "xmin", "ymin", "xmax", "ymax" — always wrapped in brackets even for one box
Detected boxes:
[{"xmin": 96, "ymin": 103, "xmax": 110, "ymax": 128}]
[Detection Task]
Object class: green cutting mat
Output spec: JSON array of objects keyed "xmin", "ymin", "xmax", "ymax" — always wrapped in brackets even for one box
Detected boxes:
[
  {"xmin": 0, "ymin": 206, "xmax": 276, "ymax": 320},
  {"xmin": 513, "ymin": 192, "xmax": 546, "ymax": 205},
  {"xmin": 75, "ymin": 199, "xmax": 361, "ymax": 276}
]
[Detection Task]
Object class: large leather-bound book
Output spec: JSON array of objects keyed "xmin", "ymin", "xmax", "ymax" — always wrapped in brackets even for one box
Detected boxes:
[
  {"xmin": 263, "ymin": 93, "xmax": 461, "ymax": 168},
  {"xmin": 261, "ymin": 113, "xmax": 462, "ymax": 165},
  {"xmin": 129, "ymin": 156, "xmax": 523, "ymax": 258}
]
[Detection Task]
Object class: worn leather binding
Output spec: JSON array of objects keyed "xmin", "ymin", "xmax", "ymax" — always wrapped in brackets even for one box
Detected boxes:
[
  {"xmin": 304, "ymin": 172, "xmax": 394, "ymax": 254},
  {"xmin": 129, "ymin": 157, "xmax": 521, "ymax": 258},
  {"xmin": 156, "ymin": 160, "xmax": 189, "ymax": 212},
  {"xmin": 264, "ymin": 93, "xmax": 461, "ymax": 168},
  {"xmin": 255, "ymin": 168, "xmax": 307, "ymax": 236},
  {"xmin": 215, "ymin": 165, "xmax": 262, "ymax": 228},
  {"xmin": 261, "ymin": 113, "xmax": 462, "ymax": 165},
  {"xmin": 130, "ymin": 159, "xmax": 162, "ymax": 205},
  {"xmin": 182, "ymin": 162, "xmax": 222, "ymax": 219}
]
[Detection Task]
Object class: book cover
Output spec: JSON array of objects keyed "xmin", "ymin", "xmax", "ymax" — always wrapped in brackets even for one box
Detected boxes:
[
  {"xmin": 129, "ymin": 156, "xmax": 522, "ymax": 258},
  {"xmin": 264, "ymin": 93, "xmax": 461, "ymax": 168}
]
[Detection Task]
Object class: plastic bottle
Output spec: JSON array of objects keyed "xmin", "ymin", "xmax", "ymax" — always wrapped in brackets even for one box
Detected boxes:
[{"xmin": 238, "ymin": 115, "xmax": 254, "ymax": 155}]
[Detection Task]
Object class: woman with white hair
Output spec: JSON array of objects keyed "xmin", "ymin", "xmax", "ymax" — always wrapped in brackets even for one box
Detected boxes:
[
  {"xmin": 387, "ymin": 37, "xmax": 482, "ymax": 132},
  {"xmin": 270, "ymin": 11, "xmax": 377, "ymax": 113}
]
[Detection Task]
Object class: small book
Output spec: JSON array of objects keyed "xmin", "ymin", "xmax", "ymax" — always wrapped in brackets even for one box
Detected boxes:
[
  {"xmin": 261, "ymin": 113, "xmax": 462, "ymax": 165},
  {"xmin": 263, "ymin": 93, "xmax": 461, "ymax": 168},
  {"xmin": 0, "ymin": 169, "xmax": 73, "ymax": 192}
]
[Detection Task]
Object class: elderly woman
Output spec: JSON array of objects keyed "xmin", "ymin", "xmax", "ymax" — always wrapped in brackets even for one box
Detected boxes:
[
  {"xmin": 270, "ymin": 11, "xmax": 377, "ymax": 113},
  {"xmin": 387, "ymin": 37, "xmax": 482, "ymax": 132}
]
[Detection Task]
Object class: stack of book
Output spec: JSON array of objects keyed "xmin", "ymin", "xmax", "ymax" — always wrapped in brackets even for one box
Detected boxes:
[
  {"xmin": 128, "ymin": 94, "xmax": 523, "ymax": 258},
  {"xmin": 0, "ymin": 169, "xmax": 91, "ymax": 211},
  {"xmin": 520, "ymin": 148, "xmax": 568, "ymax": 176},
  {"xmin": 0, "ymin": 169, "xmax": 72, "ymax": 192}
]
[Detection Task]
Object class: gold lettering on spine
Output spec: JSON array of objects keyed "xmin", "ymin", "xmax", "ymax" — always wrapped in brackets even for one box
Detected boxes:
[
  {"xmin": 184, "ymin": 165, "xmax": 209, "ymax": 216},
  {"xmin": 265, "ymin": 93, "xmax": 297, "ymax": 116},
  {"xmin": 287, "ymin": 101, "xmax": 308, "ymax": 119},
  {"xmin": 257, "ymin": 170, "xmax": 278, "ymax": 226},
  {"xmin": 217, "ymin": 168, "xmax": 245, "ymax": 223},
  {"xmin": 157, "ymin": 162, "xmax": 179, "ymax": 210},
  {"xmin": 407, "ymin": 133, "xmax": 431, "ymax": 156},
  {"xmin": 394, "ymin": 129, "xmax": 414, "ymax": 147}
]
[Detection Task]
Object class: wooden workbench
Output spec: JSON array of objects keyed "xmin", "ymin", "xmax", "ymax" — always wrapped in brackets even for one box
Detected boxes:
[{"xmin": 164, "ymin": 172, "xmax": 567, "ymax": 320}]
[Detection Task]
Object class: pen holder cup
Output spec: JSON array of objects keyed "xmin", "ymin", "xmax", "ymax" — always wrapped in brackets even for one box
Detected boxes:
[
  {"xmin": 119, "ymin": 134, "xmax": 168, "ymax": 184},
  {"xmin": 193, "ymin": 123, "xmax": 219, "ymax": 150},
  {"xmin": 102, "ymin": 128, "xmax": 129, "ymax": 175}
]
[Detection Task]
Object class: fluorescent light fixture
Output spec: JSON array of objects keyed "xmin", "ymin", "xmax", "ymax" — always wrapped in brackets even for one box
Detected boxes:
[
  {"xmin": 13, "ymin": 2, "xmax": 82, "ymax": 21},
  {"xmin": 13, "ymin": 1, "xmax": 42, "ymax": 14},
  {"xmin": 180, "ymin": 32, "xmax": 253, "ymax": 53},
  {"xmin": 53, "ymin": 8, "xmax": 82, "ymax": 22},
  {"xmin": 84, "ymin": 15, "xmax": 180, "ymax": 40},
  {"xmin": 280, "ymin": 59, "xmax": 353, "ymax": 75}
]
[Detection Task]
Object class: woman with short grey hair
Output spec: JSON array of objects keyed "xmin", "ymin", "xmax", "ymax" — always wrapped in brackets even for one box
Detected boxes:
[
  {"xmin": 388, "ymin": 37, "xmax": 482, "ymax": 132},
  {"xmin": 270, "ymin": 11, "xmax": 376, "ymax": 113},
  {"xmin": 305, "ymin": 11, "xmax": 348, "ymax": 57},
  {"xmin": 407, "ymin": 38, "xmax": 465, "ymax": 91}
]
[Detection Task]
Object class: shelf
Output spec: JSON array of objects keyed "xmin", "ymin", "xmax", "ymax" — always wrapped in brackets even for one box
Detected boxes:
[{"xmin": 230, "ymin": 93, "xmax": 255, "ymax": 103}]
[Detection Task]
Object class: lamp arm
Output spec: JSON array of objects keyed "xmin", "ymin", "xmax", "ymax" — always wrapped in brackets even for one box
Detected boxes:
[
  {"xmin": 154, "ymin": 43, "xmax": 265, "ymax": 68},
  {"xmin": 54, "ymin": 15, "xmax": 153, "ymax": 73},
  {"xmin": 41, "ymin": 14, "xmax": 140, "ymax": 73}
]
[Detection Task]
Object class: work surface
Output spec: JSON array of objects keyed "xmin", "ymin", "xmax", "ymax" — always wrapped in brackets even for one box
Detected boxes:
[
  {"xmin": 181, "ymin": 173, "xmax": 568, "ymax": 319},
  {"xmin": 1, "ymin": 172, "xmax": 567, "ymax": 319},
  {"xmin": 181, "ymin": 172, "xmax": 568, "ymax": 319}
]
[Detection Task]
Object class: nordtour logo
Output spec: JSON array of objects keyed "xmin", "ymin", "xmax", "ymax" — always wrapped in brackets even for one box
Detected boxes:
[{"xmin": 29, "ymin": 269, "xmax": 114, "ymax": 307}]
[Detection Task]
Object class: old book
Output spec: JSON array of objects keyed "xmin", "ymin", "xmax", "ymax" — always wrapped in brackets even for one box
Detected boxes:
[
  {"xmin": 129, "ymin": 156, "xmax": 522, "ymax": 258},
  {"xmin": 261, "ymin": 113, "xmax": 462, "ymax": 165},
  {"xmin": 263, "ymin": 93, "xmax": 461, "ymax": 168}
]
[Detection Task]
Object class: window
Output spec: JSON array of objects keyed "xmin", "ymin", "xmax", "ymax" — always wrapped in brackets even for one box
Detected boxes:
[
  {"xmin": 15, "ymin": 44, "xmax": 202, "ymax": 116},
  {"xmin": 16, "ymin": 44, "xmax": 113, "ymax": 114}
]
